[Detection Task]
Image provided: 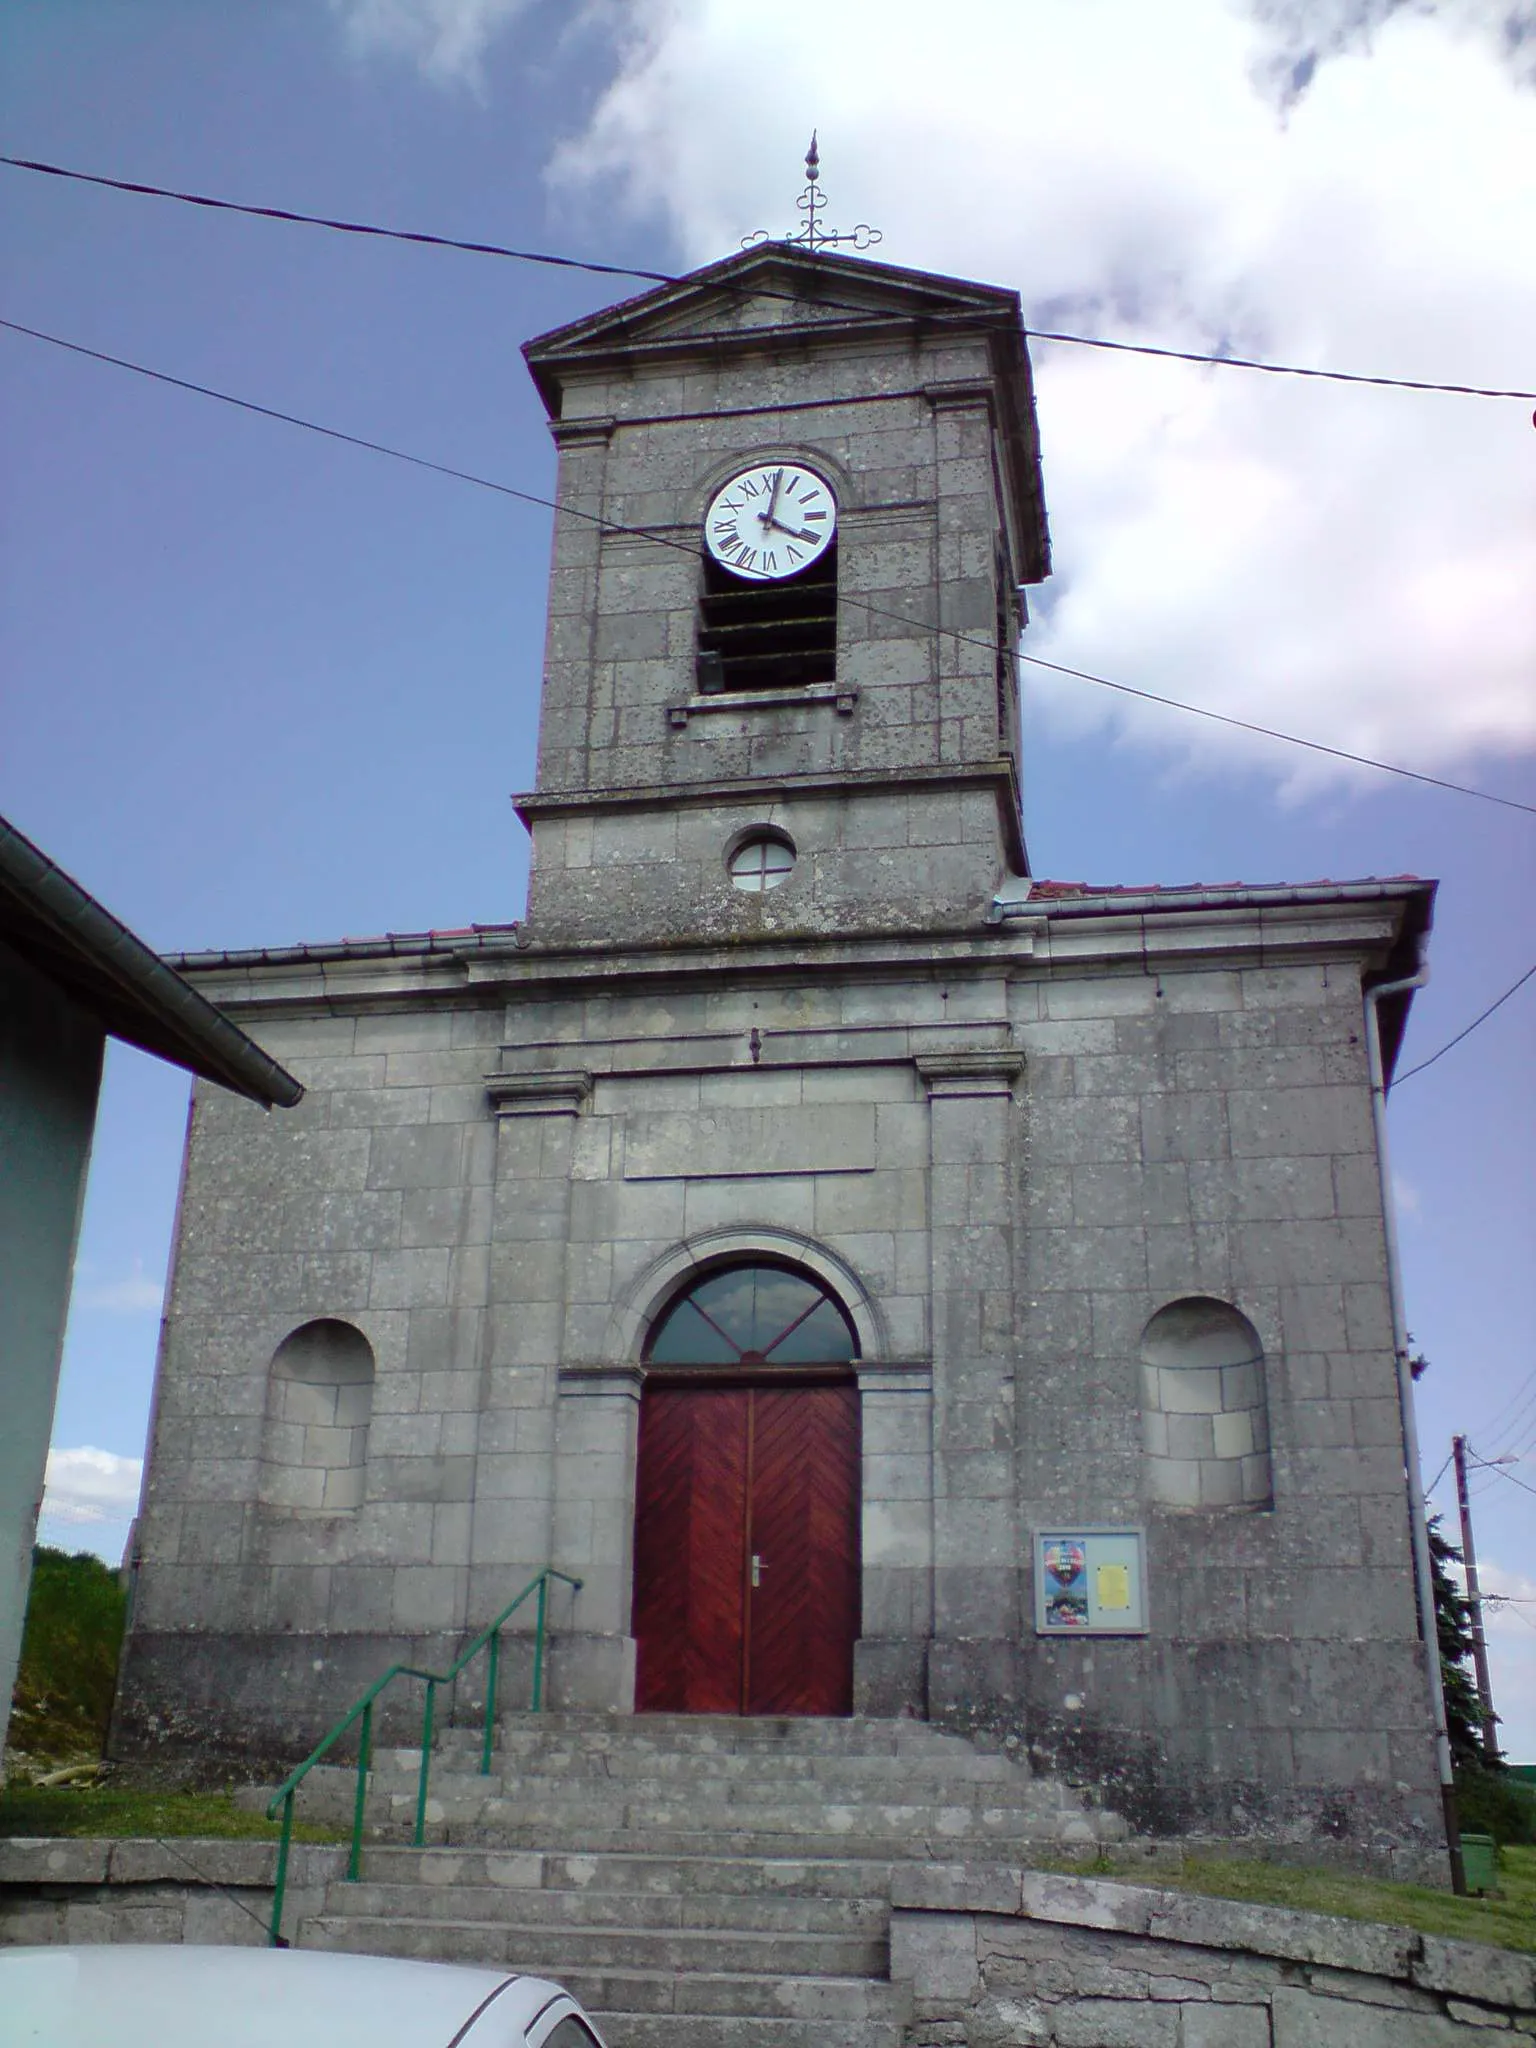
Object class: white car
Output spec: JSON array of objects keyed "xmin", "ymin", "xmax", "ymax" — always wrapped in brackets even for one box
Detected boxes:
[{"xmin": 0, "ymin": 1945, "xmax": 608, "ymax": 2048}]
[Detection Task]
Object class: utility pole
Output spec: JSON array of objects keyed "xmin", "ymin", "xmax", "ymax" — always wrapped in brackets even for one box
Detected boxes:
[{"xmin": 1452, "ymin": 1435, "xmax": 1501, "ymax": 1764}]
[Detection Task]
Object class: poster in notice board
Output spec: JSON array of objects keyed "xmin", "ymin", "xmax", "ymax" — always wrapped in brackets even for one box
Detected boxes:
[{"xmin": 1034, "ymin": 1529, "xmax": 1147, "ymax": 1634}]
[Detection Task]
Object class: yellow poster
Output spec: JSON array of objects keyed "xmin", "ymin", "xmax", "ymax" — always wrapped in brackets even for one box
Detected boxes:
[{"xmin": 1096, "ymin": 1563, "xmax": 1131, "ymax": 1611}]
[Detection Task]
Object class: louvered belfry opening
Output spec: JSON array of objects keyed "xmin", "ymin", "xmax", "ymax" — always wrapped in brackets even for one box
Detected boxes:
[{"xmin": 696, "ymin": 543, "xmax": 838, "ymax": 694}]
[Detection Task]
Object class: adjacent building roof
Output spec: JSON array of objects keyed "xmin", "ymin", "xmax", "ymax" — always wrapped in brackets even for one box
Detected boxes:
[{"xmin": 0, "ymin": 813, "xmax": 303, "ymax": 1108}]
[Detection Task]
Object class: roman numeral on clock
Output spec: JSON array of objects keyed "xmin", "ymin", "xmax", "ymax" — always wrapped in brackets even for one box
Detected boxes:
[{"xmin": 704, "ymin": 462, "xmax": 837, "ymax": 579}]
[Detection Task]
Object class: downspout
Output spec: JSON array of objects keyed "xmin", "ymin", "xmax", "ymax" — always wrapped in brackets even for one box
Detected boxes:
[{"xmin": 1364, "ymin": 945, "xmax": 1466, "ymax": 1894}]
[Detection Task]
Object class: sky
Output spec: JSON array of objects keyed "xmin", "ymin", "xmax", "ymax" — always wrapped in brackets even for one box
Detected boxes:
[{"xmin": 2, "ymin": 0, "xmax": 1533, "ymax": 1752}]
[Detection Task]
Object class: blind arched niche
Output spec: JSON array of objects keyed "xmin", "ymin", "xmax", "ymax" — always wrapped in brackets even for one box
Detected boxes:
[
  {"xmin": 1140, "ymin": 1297, "xmax": 1272, "ymax": 1511},
  {"xmin": 259, "ymin": 1317, "xmax": 375, "ymax": 1513}
]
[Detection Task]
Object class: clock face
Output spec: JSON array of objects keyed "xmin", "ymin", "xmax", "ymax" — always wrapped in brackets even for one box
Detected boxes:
[{"xmin": 704, "ymin": 463, "xmax": 838, "ymax": 583}]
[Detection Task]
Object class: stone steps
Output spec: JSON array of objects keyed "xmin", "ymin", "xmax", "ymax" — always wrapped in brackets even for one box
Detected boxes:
[
  {"xmin": 592, "ymin": 2020, "xmax": 906, "ymax": 2048},
  {"xmin": 304, "ymin": 1912, "xmax": 883, "ymax": 1978},
  {"xmin": 370, "ymin": 1773, "xmax": 1091, "ymax": 1820},
  {"xmin": 446, "ymin": 1712, "xmax": 969, "ymax": 1756},
  {"xmin": 362, "ymin": 1843, "xmax": 907, "ymax": 1898},
  {"xmin": 273, "ymin": 1713, "xmax": 1127, "ymax": 2048},
  {"xmin": 377, "ymin": 1747, "xmax": 1030, "ymax": 1789},
  {"xmin": 334, "ymin": 1879, "xmax": 887, "ymax": 1933},
  {"xmin": 286, "ymin": 1741, "xmax": 1116, "ymax": 1851},
  {"xmin": 404, "ymin": 1804, "xmax": 1104, "ymax": 1849},
  {"xmin": 302, "ymin": 1914, "xmax": 909, "ymax": 2045}
]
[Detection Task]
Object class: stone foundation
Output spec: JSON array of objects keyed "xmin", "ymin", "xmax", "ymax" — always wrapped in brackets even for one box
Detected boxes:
[{"xmin": 0, "ymin": 1838, "xmax": 344, "ymax": 1949}]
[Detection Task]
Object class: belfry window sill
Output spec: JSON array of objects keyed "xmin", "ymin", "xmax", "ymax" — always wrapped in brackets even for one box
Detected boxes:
[{"xmin": 668, "ymin": 683, "xmax": 858, "ymax": 728}]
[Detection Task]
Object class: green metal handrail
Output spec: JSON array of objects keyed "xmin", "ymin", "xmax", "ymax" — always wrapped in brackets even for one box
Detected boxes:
[{"xmin": 263, "ymin": 1567, "xmax": 582, "ymax": 1947}]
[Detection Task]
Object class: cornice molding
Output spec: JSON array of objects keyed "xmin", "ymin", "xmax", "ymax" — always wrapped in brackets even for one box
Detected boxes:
[
  {"xmin": 485, "ymin": 1069, "xmax": 592, "ymax": 1118},
  {"xmin": 916, "ymin": 1049, "xmax": 1024, "ymax": 1099}
]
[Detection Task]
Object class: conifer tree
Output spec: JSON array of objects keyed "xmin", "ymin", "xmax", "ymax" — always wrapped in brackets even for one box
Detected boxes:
[{"xmin": 1428, "ymin": 1513, "xmax": 1484, "ymax": 1765}]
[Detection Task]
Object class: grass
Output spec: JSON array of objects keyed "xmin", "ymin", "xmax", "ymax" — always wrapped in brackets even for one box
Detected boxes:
[
  {"xmin": 2, "ymin": 1787, "xmax": 1528, "ymax": 1951},
  {"xmin": 1074, "ymin": 1843, "xmax": 1536, "ymax": 1955},
  {"xmin": 0, "ymin": 1784, "xmax": 342, "ymax": 1845}
]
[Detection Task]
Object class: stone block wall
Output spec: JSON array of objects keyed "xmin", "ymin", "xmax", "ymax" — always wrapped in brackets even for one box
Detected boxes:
[
  {"xmin": 971, "ymin": 929, "xmax": 1439, "ymax": 1856},
  {"xmin": 520, "ymin": 776, "xmax": 1019, "ymax": 947},
  {"xmin": 891, "ymin": 1868, "xmax": 1536, "ymax": 2044},
  {"xmin": 0, "ymin": 1838, "xmax": 344, "ymax": 1950}
]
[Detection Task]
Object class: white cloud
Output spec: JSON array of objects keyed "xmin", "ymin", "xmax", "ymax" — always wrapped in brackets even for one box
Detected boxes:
[
  {"xmin": 549, "ymin": 0, "xmax": 1536, "ymax": 795},
  {"xmin": 41, "ymin": 1447, "xmax": 143, "ymax": 1527},
  {"xmin": 1248, "ymin": 0, "xmax": 1536, "ymax": 106},
  {"xmin": 327, "ymin": 0, "xmax": 535, "ymax": 88},
  {"xmin": 75, "ymin": 1263, "xmax": 164, "ymax": 1315},
  {"xmin": 1438, "ymin": 1550, "xmax": 1536, "ymax": 1759}
]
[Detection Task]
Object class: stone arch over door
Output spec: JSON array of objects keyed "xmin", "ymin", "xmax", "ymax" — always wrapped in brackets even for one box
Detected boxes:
[
  {"xmin": 628, "ymin": 1245, "xmax": 866, "ymax": 1717},
  {"xmin": 603, "ymin": 1225, "xmax": 887, "ymax": 1369}
]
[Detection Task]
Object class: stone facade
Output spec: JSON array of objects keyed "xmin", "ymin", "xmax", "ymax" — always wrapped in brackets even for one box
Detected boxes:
[{"xmin": 115, "ymin": 245, "xmax": 1444, "ymax": 1868}]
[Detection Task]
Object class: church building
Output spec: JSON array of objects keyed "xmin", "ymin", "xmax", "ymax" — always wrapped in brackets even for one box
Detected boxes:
[{"xmin": 115, "ymin": 237, "xmax": 1445, "ymax": 1866}]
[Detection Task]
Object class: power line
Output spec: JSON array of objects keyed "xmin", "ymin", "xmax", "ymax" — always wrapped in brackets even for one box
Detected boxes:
[
  {"xmin": 4, "ymin": 309, "xmax": 1535, "ymax": 826},
  {"xmin": 1469, "ymin": 1457, "xmax": 1536, "ymax": 1501},
  {"xmin": 1478, "ymin": 1364, "xmax": 1536, "ymax": 1438},
  {"xmin": 1393, "ymin": 962, "xmax": 1536, "ymax": 1085},
  {"xmin": 1479, "ymin": 1371, "xmax": 1536, "ymax": 1457},
  {"xmin": 1010, "ymin": 652, "xmax": 1535, "ymax": 817},
  {"xmin": 5, "ymin": 152, "xmax": 1535, "ymax": 406},
  {"xmin": 1484, "ymin": 1409, "xmax": 1536, "ymax": 1472},
  {"xmin": 1024, "ymin": 326, "xmax": 1536, "ymax": 403},
  {"xmin": 0, "ymin": 153, "xmax": 676, "ymax": 287},
  {"xmin": 0, "ymin": 314, "xmax": 579, "ymax": 516}
]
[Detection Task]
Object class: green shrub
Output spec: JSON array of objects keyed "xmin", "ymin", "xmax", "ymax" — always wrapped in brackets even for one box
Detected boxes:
[
  {"xmin": 8, "ymin": 1547, "xmax": 127, "ymax": 1763},
  {"xmin": 1457, "ymin": 1760, "xmax": 1536, "ymax": 1847}
]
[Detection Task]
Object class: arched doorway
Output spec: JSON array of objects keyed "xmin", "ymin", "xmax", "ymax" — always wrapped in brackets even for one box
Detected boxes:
[{"xmin": 632, "ymin": 1262, "xmax": 861, "ymax": 1716}]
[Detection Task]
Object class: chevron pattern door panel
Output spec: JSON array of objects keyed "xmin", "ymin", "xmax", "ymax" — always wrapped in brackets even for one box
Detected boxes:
[
  {"xmin": 633, "ymin": 1386, "xmax": 749, "ymax": 1712},
  {"xmin": 746, "ymin": 1383, "xmax": 860, "ymax": 1715},
  {"xmin": 632, "ymin": 1380, "xmax": 859, "ymax": 1716}
]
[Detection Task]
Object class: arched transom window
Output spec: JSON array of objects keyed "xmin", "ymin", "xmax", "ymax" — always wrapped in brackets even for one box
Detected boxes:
[{"xmin": 646, "ymin": 1263, "xmax": 857, "ymax": 1369}]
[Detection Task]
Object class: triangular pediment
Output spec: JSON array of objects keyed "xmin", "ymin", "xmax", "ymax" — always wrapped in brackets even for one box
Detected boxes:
[
  {"xmin": 523, "ymin": 244, "xmax": 1023, "ymax": 405},
  {"xmin": 522, "ymin": 241, "xmax": 1049, "ymax": 585}
]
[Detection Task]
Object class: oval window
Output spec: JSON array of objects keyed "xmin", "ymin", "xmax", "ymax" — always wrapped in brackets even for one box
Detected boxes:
[{"xmin": 727, "ymin": 832, "xmax": 796, "ymax": 892}]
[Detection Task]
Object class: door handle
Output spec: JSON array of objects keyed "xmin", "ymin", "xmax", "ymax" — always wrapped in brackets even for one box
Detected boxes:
[{"xmin": 751, "ymin": 1554, "xmax": 764, "ymax": 1588}]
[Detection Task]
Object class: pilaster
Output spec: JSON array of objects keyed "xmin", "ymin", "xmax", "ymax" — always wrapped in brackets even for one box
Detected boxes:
[{"xmin": 917, "ymin": 1050, "xmax": 1024, "ymax": 1644}]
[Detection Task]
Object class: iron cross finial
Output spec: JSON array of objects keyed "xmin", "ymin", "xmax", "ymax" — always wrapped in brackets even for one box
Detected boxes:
[{"xmin": 742, "ymin": 134, "xmax": 882, "ymax": 255}]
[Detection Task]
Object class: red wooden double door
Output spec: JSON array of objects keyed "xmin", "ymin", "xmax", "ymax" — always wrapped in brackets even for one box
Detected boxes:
[{"xmin": 632, "ymin": 1379, "xmax": 860, "ymax": 1716}]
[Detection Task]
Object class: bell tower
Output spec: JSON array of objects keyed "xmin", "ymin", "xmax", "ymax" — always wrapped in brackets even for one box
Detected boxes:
[{"xmin": 517, "ymin": 242, "xmax": 1050, "ymax": 947}]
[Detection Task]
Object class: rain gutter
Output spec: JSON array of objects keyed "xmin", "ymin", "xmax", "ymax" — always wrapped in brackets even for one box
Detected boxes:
[
  {"xmin": 988, "ymin": 879, "xmax": 1424, "ymax": 924},
  {"xmin": 0, "ymin": 814, "xmax": 302, "ymax": 1109},
  {"xmin": 1364, "ymin": 941, "xmax": 1465, "ymax": 1893}
]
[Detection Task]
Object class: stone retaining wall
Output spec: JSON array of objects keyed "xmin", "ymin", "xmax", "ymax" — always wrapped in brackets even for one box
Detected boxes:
[
  {"xmin": 891, "ymin": 1868, "xmax": 1536, "ymax": 2044},
  {"xmin": 0, "ymin": 1838, "xmax": 345, "ymax": 1949}
]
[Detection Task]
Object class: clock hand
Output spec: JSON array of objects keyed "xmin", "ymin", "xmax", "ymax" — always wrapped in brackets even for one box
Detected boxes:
[
  {"xmin": 765, "ymin": 468, "xmax": 786, "ymax": 526},
  {"xmin": 767, "ymin": 519, "xmax": 822, "ymax": 543}
]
